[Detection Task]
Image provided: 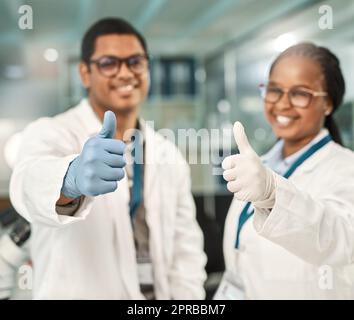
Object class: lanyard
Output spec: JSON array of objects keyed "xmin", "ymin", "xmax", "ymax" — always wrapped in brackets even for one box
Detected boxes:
[
  {"xmin": 234, "ymin": 134, "xmax": 332, "ymax": 249},
  {"xmin": 129, "ymin": 132, "xmax": 143, "ymax": 219}
]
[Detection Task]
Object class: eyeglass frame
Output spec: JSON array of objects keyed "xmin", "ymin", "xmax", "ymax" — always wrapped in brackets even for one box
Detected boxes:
[
  {"xmin": 89, "ymin": 53, "xmax": 151, "ymax": 77},
  {"xmin": 259, "ymin": 83, "xmax": 328, "ymax": 108}
]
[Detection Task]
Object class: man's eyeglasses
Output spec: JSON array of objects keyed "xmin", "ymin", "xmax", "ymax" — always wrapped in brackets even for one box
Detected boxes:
[
  {"xmin": 90, "ymin": 54, "xmax": 149, "ymax": 77},
  {"xmin": 259, "ymin": 84, "xmax": 327, "ymax": 108}
]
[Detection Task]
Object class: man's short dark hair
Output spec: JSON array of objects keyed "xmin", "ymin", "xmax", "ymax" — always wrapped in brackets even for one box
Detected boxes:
[{"xmin": 81, "ymin": 17, "xmax": 148, "ymax": 66}]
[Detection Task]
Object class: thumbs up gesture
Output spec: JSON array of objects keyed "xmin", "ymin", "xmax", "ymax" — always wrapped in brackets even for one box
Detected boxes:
[
  {"xmin": 61, "ymin": 111, "xmax": 126, "ymax": 198},
  {"xmin": 222, "ymin": 122, "xmax": 276, "ymax": 205}
]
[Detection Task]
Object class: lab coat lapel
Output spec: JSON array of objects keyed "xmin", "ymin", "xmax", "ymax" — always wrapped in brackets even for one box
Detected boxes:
[
  {"xmin": 143, "ymin": 121, "xmax": 170, "ymax": 298},
  {"xmin": 144, "ymin": 122, "xmax": 160, "ymax": 195},
  {"xmin": 76, "ymin": 99, "xmax": 103, "ymax": 137},
  {"xmin": 110, "ymin": 174, "xmax": 143, "ymax": 299}
]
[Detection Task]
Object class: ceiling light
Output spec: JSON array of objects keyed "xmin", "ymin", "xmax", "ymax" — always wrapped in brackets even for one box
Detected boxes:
[
  {"xmin": 43, "ymin": 48, "xmax": 59, "ymax": 62},
  {"xmin": 273, "ymin": 33, "xmax": 297, "ymax": 52}
]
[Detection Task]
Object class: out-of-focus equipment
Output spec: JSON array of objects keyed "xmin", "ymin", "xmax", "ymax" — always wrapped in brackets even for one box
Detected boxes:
[
  {"xmin": 0, "ymin": 131, "xmax": 31, "ymax": 299},
  {"xmin": 0, "ymin": 209, "xmax": 30, "ymax": 300}
]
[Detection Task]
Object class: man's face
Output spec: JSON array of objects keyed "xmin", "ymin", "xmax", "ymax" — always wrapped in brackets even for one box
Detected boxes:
[{"xmin": 80, "ymin": 34, "xmax": 150, "ymax": 114}]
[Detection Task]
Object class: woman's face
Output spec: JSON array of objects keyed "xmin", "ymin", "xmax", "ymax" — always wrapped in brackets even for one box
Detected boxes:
[{"xmin": 264, "ymin": 56, "xmax": 332, "ymax": 144}]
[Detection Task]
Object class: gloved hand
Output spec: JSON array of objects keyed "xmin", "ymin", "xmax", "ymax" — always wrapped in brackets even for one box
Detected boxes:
[
  {"xmin": 61, "ymin": 111, "xmax": 126, "ymax": 198},
  {"xmin": 222, "ymin": 122, "xmax": 277, "ymax": 207}
]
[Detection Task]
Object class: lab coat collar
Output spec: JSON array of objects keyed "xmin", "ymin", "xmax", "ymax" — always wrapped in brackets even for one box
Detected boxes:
[
  {"xmin": 76, "ymin": 98, "xmax": 104, "ymax": 137},
  {"xmin": 262, "ymin": 128, "xmax": 333, "ymax": 175},
  {"xmin": 77, "ymin": 98, "xmax": 148, "ymax": 142}
]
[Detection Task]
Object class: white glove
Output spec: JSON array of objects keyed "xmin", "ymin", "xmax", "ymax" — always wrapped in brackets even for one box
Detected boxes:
[{"xmin": 222, "ymin": 122, "xmax": 277, "ymax": 207}]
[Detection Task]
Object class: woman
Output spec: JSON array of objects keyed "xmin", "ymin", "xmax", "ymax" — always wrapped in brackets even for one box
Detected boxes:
[{"xmin": 221, "ymin": 43, "xmax": 354, "ymax": 299}]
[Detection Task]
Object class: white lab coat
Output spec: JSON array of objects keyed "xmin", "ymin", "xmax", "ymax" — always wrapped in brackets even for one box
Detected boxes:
[
  {"xmin": 223, "ymin": 133, "xmax": 354, "ymax": 299},
  {"xmin": 9, "ymin": 99, "xmax": 207, "ymax": 299}
]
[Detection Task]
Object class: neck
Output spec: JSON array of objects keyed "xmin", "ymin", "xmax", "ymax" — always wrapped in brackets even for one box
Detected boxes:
[
  {"xmin": 89, "ymin": 98, "xmax": 138, "ymax": 141},
  {"xmin": 282, "ymin": 133, "xmax": 319, "ymax": 158}
]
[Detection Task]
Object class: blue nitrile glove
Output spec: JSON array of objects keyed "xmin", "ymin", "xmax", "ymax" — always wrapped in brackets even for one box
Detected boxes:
[{"xmin": 61, "ymin": 111, "xmax": 126, "ymax": 198}]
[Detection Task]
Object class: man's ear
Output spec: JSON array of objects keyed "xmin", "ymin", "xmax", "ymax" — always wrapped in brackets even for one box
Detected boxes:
[{"xmin": 79, "ymin": 62, "xmax": 91, "ymax": 89}]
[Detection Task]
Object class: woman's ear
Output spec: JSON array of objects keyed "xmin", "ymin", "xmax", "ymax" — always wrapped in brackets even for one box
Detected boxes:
[
  {"xmin": 79, "ymin": 62, "xmax": 91, "ymax": 89},
  {"xmin": 324, "ymin": 97, "xmax": 333, "ymax": 116}
]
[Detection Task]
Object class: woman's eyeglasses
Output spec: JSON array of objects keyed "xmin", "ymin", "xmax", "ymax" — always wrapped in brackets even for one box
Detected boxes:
[
  {"xmin": 259, "ymin": 83, "xmax": 327, "ymax": 108},
  {"xmin": 90, "ymin": 54, "xmax": 149, "ymax": 77}
]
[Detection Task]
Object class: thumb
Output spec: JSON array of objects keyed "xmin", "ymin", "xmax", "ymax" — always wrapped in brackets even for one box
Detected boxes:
[
  {"xmin": 233, "ymin": 121, "xmax": 254, "ymax": 155},
  {"xmin": 98, "ymin": 111, "xmax": 116, "ymax": 139}
]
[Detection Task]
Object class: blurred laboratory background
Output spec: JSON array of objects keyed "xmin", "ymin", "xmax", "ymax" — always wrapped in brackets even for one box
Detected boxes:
[{"xmin": 1, "ymin": 0, "xmax": 354, "ymax": 298}]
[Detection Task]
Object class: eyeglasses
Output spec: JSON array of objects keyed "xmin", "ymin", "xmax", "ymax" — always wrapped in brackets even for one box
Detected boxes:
[
  {"xmin": 90, "ymin": 54, "xmax": 149, "ymax": 77},
  {"xmin": 259, "ymin": 83, "xmax": 327, "ymax": 108}
]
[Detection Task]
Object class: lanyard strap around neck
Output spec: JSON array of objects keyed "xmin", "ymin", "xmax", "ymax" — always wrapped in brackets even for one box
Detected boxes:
[{"xmin": 129, "ymin": 131, "xmax": 143, "ymax": 219}]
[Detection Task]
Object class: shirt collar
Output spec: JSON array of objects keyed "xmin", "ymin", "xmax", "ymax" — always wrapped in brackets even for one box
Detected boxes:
[
  {"xmin": 79, "ymin": 98, "xmax": 146, "ymax": 142},
  {"xmin": 263, "ymin": 128, "xmax": 330, "ymax": 167}
]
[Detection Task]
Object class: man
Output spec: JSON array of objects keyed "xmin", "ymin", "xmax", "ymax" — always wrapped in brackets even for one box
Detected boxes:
[{"xmin": 9, "ymin": 18, "xmax": 206, "ymax": 299}]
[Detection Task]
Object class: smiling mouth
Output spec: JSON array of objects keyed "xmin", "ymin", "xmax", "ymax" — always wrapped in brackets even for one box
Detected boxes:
[
  {"xmin": 114, "ymin": 84, "xmax": 135, "ymax": 94},
  {"xmin": 275, "ymin": 115, "xmax": 298, "ymax": 126}
]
